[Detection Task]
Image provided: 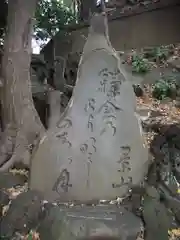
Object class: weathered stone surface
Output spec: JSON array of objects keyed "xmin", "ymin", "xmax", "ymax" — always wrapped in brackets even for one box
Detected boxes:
[
  {"xmin": 37, "ymin": 204, "xmax": 72, "ymax": 240},
  {"xmin": 54, "ymin": 56, "xmax": 66, "ymax": 91},
  {"xmin": 38, "ymin": 204, "xmax": 142, "ymax": 240},
  {"xmin": 167, "ymin": 57, "xmax": 180, "ymax": 71},
  {"xmin": 0, "ymin": 172, "xmax": 27, "ymax": 189},
  {"xmin": 30, "ymin": 12, "xmax": 149, "ymax": 202},
  {"xmin": 0, "ymin": 190, "xmax": 43, "ymax": 238},
  {"xmin": 48, "ymin": 90, "xmax": 62, "ymax": 129},
  {"xmin": 0, "ymin": 190, "xmax": 9, "ymax": 217},
  {"xmin": 142, "ymin": 186, "xmax": 171, "ymax": 240}
]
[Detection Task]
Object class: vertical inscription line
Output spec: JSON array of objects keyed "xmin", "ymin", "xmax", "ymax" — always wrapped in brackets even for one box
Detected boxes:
[
  {"xmin": 112, "ymin": 145, "xmax": 132, "ymax": 188},
  {"xmin": 80, "ymin": 137, "xmax": 96, "ymax": 188}
]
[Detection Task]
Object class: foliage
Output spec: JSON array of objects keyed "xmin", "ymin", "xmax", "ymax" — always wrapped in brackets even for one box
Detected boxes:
[
  {"xmin": 152, "ymin": 75, "xmax": 177, "ymax": 100},
  {"xmin": 143, "ymin": 45, "xmax": 172, "ymax": 63},
  {"xmin": 34, "ymin": 0, "xmax": 77, "ymax": 41},
  {"xmin": 26, "ymin": 230, "xmax": 40, "ymax": 240},
  {"xmin": 0, "ymin": 0, "xmax": 7, "ymax": 44},
  {"xmin": 0, "ymin": 0, "xmax": 77, "ymax": 43},
  {"xmin": 152, "ymin": 46, "xmax": 170, "ymax": 62},
  {"xmin": 131, "ymin": 54, "xmax": 150, "ymax": 74}
]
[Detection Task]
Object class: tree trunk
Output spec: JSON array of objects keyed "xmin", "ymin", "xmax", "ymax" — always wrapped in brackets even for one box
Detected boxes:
[{"xmin": 0, "ymin": 0, "xmax": 45, "ymax": 171}]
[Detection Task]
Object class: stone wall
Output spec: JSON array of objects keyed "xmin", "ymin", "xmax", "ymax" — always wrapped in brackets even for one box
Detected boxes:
[
  {"xmin": 41, "ymin": 0, "xmax": 180, "ymax": 67},
  {"xmin": 69, "ymin": 2, "xmax": 180, "ymax": 53}
]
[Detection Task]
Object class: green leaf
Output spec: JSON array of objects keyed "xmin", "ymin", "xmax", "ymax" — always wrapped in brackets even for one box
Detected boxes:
[
  {"xmin": 34, "ymin": 0, "xmax": 77, "ymax": 41},
  {"xmin": 27, "ymin": 231, "xmax": 33, "ymax": 240}
]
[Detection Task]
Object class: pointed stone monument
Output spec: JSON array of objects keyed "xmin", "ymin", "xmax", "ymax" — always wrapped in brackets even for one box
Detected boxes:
[{"xmin": 30, "ymin": 9, "xmax": 150, "ymax": 202}]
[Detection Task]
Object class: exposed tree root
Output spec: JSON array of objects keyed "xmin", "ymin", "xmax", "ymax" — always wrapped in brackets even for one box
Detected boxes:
[
  {"xmin": 0, "ymin": 123, "xmax": 44, "ymax": 171},
  {"xmin": 0, "ymin": 0, "xmax": 46, "ymax": 171}
]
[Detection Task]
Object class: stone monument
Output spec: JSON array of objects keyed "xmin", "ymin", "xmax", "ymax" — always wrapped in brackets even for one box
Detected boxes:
[{"xmin": 30, "ymin": 10, "xmax": 150, "ymax": 202}]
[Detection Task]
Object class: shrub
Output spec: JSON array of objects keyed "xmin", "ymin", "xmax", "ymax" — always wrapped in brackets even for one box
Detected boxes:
[
  {"xmin": 143, "ymin": 46, "xmax": 171, "ymax": 63},
  {"xmin": 152, "ymin": 76, "xmax": 177, "ymax": 100},
  {"xmin": 131, "ymin": 54, "xmax": 150, "ymax": 74}
]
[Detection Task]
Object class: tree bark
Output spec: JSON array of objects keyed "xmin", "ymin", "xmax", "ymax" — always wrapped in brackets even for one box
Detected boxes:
[{"xmin": 0, "ymin": 0, "xmax": 45, "ymax": 171}]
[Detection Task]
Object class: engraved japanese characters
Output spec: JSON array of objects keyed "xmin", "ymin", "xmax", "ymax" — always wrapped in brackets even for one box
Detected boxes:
[{"xmin": 30, "ymin": 12, "xmax": 150, "ymax": 202}]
